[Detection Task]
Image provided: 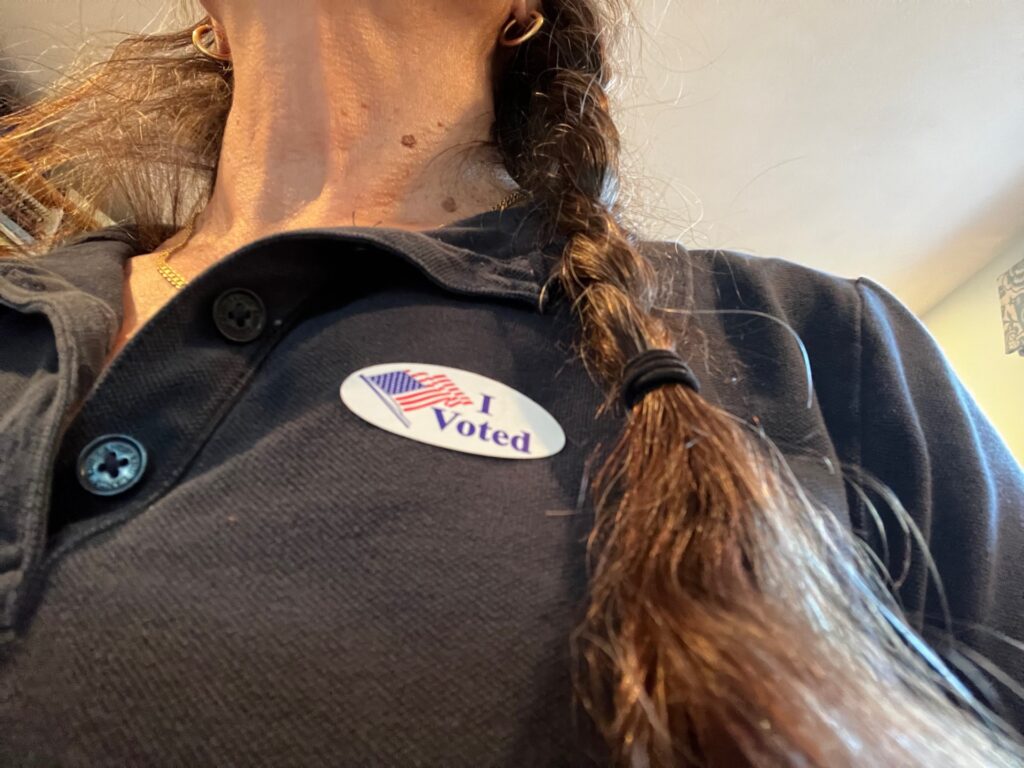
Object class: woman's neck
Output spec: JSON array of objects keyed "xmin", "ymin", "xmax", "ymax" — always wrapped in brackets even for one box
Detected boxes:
[{"xmin": 171, "ymin": 2, "xmax": 515, "ymax": 271}]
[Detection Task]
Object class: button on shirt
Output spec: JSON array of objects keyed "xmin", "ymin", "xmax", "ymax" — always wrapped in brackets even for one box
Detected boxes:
[
  {"xmin": 0, "ymin": 204, "xmax": 1022, "ymax": 764},
  {"xmin": 76, "ymin": 434, "xmax": 148, "ymax": 496}
]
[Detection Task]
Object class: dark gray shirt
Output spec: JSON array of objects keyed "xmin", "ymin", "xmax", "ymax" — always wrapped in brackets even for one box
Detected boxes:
[{"xmin": 1, "ymin": 204, "xmax": 1022, "ymax": 765}]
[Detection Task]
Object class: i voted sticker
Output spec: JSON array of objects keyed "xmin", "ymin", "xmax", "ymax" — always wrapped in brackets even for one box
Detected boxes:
[{"xmin": 340, "ymin": 363, "xmax": 565, "ymax": 459}]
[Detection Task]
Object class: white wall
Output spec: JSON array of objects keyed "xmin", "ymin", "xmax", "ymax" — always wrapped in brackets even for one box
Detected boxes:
[
  {"xmin": 0, "ymin": 1, "xmax": 181, "ymax": 97},
  {"xmin": 618, "ymin": 1, "xmax": 1024, "ymax": 315},
  {"xmin": 923, "ymin": 230, "xmax": 1024, "ymax": 462}
]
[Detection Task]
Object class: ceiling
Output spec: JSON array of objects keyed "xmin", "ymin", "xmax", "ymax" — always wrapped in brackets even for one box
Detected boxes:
[{"xmin": 2, "ymin": 0, "xmax": 1023, "ymax": 313}]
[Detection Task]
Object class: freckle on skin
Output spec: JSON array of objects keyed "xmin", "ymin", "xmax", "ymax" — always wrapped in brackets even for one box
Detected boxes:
[
  {"xmin": 401, "ymin": 134, "xmax": 417, "ymax": 148},
  {"xmin": 442, "ymin": 197, "xmax": 458, "ymax": 213},
  {"xmin": 436, "ymin": 121, "xmax": 445, "ymax": 128}
]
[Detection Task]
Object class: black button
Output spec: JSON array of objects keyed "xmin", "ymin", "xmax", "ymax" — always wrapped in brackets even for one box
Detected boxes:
[
  {"xmin": 212, "ymin": 288, "xmax": 267, "ymax": 343},
  {"xmin": 77, "ymin": 435, "xmax": 148, "ymax": 497}
]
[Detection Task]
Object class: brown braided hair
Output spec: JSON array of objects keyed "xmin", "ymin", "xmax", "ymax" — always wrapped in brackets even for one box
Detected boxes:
[{"xmin": 1, "ymin": 2, "xmax": 1022, "ymax": 764}]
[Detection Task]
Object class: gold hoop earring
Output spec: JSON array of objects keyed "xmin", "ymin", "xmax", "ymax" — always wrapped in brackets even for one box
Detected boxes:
[
  {"xmin": 499, "ymin": 10, "xmax": 545, "ymax": 47},
  {"xmin": 192, "ymin": 23, "xmax": 232, "ymax": 62}
]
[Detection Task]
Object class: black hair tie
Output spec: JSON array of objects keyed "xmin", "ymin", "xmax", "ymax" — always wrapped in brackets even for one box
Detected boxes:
[{"xmin": 621, "ymin": 349, "xmax": 701, "ymax": 409}]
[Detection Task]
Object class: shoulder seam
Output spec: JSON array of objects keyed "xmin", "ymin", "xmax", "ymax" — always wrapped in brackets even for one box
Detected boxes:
[{"xmin": 853, "ymin": 277, "xmax": 867, "ymax": 541}]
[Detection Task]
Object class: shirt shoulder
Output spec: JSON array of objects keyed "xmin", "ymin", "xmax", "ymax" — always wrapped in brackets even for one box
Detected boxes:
[
  {"xmin": 0, "ymin": 227, "xmax": 138, "ymax": 308},
  {"xmin": 639, "ymin": 239, "xmax": 863, "ymax": 322}
]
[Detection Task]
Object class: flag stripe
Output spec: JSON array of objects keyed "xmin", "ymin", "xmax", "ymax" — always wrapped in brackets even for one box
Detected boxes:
[
  {"xmin": 396, "ymin": 383, "xmax": 464, "ymax": 404},
  {"xmin": 365, "ymin": 368, "xmax": 473, "ymax": 414},
  {"xmin": 395, "ymin": 372, "xmax": 471, "ymax": 411}
]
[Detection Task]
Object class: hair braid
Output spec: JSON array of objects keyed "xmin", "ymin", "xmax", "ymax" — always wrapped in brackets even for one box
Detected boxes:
[{"xmin": 494, "ymin": 2, "xmax": 1024, "ymax": 766}]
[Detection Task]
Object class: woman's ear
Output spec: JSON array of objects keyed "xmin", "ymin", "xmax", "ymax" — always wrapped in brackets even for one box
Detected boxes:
[
  {"xmin": 210, "ymin": 17, "xmax": 232, "ymax": 56},
  {"xmin": 510, "ymin": 0, "xmax": 543, "ymax": 26}
]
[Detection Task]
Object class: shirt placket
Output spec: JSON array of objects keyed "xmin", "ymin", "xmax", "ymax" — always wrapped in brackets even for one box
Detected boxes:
[
  {"xmin": 6, "ymin": 225, "xmax": 546, "ymax": 635},
  {"xmin": 9, "ymin": 240, "xmax": 351, "ymax": 636}
]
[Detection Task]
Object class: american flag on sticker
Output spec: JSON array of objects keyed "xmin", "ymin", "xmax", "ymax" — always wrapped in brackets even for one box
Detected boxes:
[{"xmin": 360, "ymin": 369, "xmax": 474, "ymax": 428}]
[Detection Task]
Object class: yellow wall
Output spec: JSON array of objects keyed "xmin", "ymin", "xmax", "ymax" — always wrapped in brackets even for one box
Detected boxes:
[{"xmin": 921, "ymin": 238, "xmax": 1024, "ymax": 462}]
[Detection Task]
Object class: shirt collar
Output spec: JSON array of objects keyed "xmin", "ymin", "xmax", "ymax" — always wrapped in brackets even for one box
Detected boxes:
[{"xmin": 27, "ymin": 201, "xmax": 562, "ymax": 315}]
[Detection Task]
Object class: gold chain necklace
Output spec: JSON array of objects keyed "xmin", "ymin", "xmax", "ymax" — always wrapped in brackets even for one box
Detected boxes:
[{"xmin": 155, "ymin": 188, "xmax": 529, "ymax": 291}]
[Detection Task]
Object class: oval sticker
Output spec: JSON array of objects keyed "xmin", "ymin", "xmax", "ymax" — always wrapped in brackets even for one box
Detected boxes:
[{"xmin": 340, "ymin": 363, "xmax": 565, "ymax": 459}]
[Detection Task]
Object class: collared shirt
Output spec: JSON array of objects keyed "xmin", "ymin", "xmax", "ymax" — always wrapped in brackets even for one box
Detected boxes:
[{"xmin": 0, "ymin": 203, "xmax": 1022, "ymax": 764}]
